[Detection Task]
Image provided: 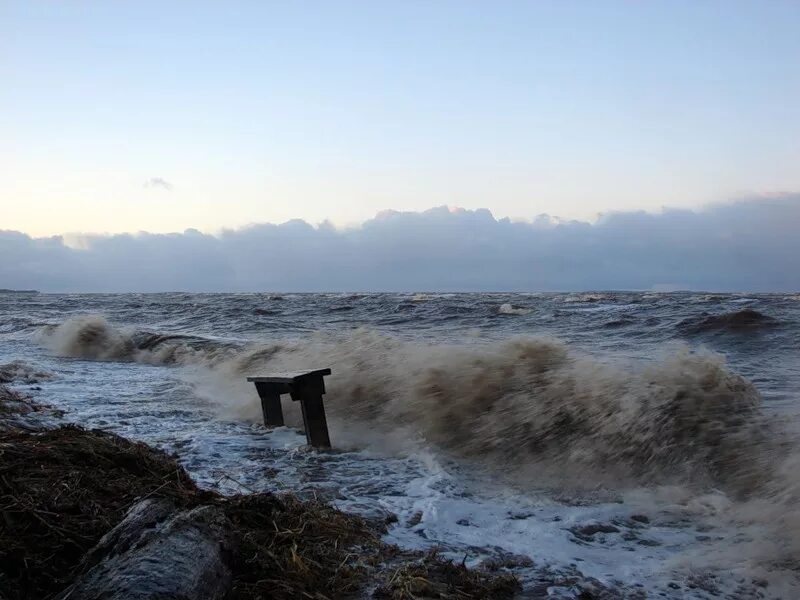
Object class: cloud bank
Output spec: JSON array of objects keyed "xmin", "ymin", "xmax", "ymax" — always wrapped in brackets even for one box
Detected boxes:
[{"xmin": 1, "ymin": 196, "xmax": 799, "ymax": 292}]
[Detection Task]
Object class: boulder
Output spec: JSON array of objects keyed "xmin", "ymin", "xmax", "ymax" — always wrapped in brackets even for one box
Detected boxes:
[{"xmin": 58, "ymin": 499, "xmax": 232, "ymax": 600}]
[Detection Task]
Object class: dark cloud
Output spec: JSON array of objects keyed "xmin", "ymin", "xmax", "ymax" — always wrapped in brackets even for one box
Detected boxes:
[
  {"xmin": 1, "ymin": 196, "xmax": 798, "ymax": 292},
  {"xmin": 143, "ymin": 177, "xmax": 173, "ymax": 191}
]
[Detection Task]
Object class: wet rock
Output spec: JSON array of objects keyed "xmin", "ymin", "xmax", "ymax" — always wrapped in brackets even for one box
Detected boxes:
[
  {"xmin": 508, "ymin": 511, "xmax": 535, "ymax": 520},
  {"xmin": 570, "ymin": 523, "xmax": 620, "ymax": 539},
  {"xmin": 0, "ymin": 360, "xmax": 54, "ymax": 384},
  {"xmin": 58, "ymin": 500, "xmax": 232, "ymax": 600},
  {"xmin": 80, "ymin": 498, "xmax": 176, "ymax": 566},
  {"xmin": 406, "ymin": 511, "xmax": 423, "ymax": 527},
  {"xmin": 0, "ymin": 384, "xmax": 61, "ymax": 430}
]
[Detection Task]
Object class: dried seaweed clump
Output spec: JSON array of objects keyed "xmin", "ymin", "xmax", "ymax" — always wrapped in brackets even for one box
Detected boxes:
[
  {"xmin": 374, "ymin": 550, "xmax": 520, "ymax": 600},
  {"xmin": 224, "ymin": 493, "xmax": 379, "ymax": 599},
  {"xmin": 0, "ymin": 425, "xmax": 201, "ymax": 599}
]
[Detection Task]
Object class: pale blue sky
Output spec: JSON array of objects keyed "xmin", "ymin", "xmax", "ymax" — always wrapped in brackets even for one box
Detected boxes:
[{"xmin": 2, "ymin": 1, "xmax": 799, "ymax": 235}]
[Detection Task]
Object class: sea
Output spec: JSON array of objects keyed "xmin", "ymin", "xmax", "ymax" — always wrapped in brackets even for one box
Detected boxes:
[{"xmin": 2, "ymin": 290, "xmax": 799, "ymax": 598}]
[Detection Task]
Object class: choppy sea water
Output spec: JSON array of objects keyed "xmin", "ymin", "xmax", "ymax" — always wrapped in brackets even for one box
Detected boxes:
[{"xmin": 2, "ymin": 291, "xmax": 800, "ymax": 598}]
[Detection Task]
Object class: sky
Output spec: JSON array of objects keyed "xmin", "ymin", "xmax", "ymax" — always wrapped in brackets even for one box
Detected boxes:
[{"xmin": 2, "ymin": 1, "xmax": 799, "ymax": 237}]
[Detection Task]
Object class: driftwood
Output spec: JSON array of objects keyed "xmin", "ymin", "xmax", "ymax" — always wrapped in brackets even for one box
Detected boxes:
[{"xmin": 58, "ymin": 499, "xmax": 232, "ymax": 600}]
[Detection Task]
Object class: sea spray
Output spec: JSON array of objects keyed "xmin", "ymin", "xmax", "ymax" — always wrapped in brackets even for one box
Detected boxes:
[{"xmin": 39, "ymin": 315, "xmax": 773, "ymax": 492}]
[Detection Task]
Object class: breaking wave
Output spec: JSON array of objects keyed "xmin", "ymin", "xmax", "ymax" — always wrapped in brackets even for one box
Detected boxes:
[
  {"xmin": 38, "ymin": 315, "xmax": 779, "ymax": 494},
  {"xmin": 36, "ymin": 313, "xmax": 800, "ymax": 567},
  {"xmin": 37, "ymin": 316, "xmax": 231, "ymax": 364},
  {"xmin": 498, "ymin": 303, "xmax": 531, "ymax": 315}
]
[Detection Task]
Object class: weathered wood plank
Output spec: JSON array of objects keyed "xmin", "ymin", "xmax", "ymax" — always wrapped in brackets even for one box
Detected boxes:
[
  {"xmin": 254, "ymin": 382, "xmax": 285, "ymax": 427},
  {"xmin": 247, "ymin": 368, "xmax": 331, "ymax": 384},
  {"xmin": 298, "ymin": 394, "xmax": 331, "ymax": 449}
]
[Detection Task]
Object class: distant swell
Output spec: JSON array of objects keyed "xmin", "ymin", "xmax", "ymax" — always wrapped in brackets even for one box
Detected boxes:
[
  {"xmin": 37, "ymin": 315, "xmax": 778, "ymax": 495},
  {"xmin": 678, "ymin": 309, "xmax": 779, "ymax": 334}
]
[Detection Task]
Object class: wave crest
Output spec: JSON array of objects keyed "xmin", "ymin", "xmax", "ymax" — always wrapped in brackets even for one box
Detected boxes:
[{"xmin": 498, "ymin": 303, "xmax": 531, "ymax": 315}]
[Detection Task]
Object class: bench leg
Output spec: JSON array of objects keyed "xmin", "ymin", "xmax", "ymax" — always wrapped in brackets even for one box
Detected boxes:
[
  {"xmin": 254, "ymin": 383, "xmax": 285, "ymax": 427},
  {"xmin": 299, "ymin": 394, "xmax": 331, "ymax": 449}
]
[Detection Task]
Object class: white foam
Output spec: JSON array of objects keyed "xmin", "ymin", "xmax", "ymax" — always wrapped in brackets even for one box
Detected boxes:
[{"xmin": 498, "ymin": 303, "xmax": 531, "ymax": 315}]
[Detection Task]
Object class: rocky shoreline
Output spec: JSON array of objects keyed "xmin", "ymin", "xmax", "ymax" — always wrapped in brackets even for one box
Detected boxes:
[{"xmin": 0, "ymin": 382, "xmax": 519, "ymax": 600}]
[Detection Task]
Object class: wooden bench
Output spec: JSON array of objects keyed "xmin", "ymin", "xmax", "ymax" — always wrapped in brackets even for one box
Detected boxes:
[{"xmin": 247, "ymin": 368, "xmax": 332, "ymax": 448}]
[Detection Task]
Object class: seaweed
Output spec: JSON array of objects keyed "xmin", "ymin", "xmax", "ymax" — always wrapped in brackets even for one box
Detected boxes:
[
  {"xmin": 0, "ymin": 425, "xmax": 202, "ymax": 599},
  {"xmin": 374, "ymin": 549, "xmax": 519, "ymax": 599},
  {"xmin": 224, "ymin": 493, "xmax": 380, "ymax": 599}
]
